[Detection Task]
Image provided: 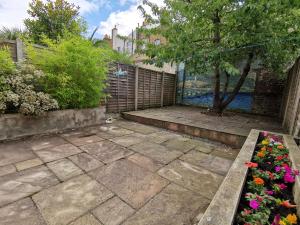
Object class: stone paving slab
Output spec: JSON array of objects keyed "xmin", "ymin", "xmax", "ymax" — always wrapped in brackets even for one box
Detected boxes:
[
  {"xmin": 35, "ymin": 144, "xmax": 82, "ymax": 163},
  {"xmin": 97, "ymin": 125, "xmax": 134, "ymax": 138},
  {"xmin": 0, "ymin": 164, "xmax": 16, "ymax": 177},
  {"xmin": 47, "ymin": 159, "xmax": 83, "ymax": 181},
  {"xmin": 69, "ymin": 153, "xmax": 104, "ymax": 172},
  {"xmin": 129, "ymin": 141, "xmax": 183, "ymax": 164},
  {"xmin": 89, "ymin": 159, "xmax": 169, "ymax": 209},
  {"xmin": 15, "ymin": 158, "xmax": 43, "ymax": 171},
  {"xmin": 210, "ymin": 148, "xmax": 239, "ymax": 160},
  {"xmin": 158, "ymin": 160, "xmax": 224, "ymax": 199},
  {"xmin": 0, "ymin": 198, "xmax": 46, "ymax": 225},
  {"xmin": 109, "ymin": 133, "xmax": 146, "ymax": 147},
  {"xmin": 33, "ymin": 175, "xmax": 114, "ymax": 225},
  {"xmin": 70, "ymin": 214, "xmax": 103, "ymax": 225},
  {"xmin": 115, "ymin": 121, "xmax": 161, "ymax": 134},
  {"xmin": 122, "ymin": 183, "xmax": 210, "ymax": 225},
  {"xmin": 127, "ymin": 153, "xmax": 164, "ymax": 172},
  {"xmin": 147, "ymin": 131, "xmax": 181, "ymax": 144},
  {"xmin": 29, "ymin": 136, "xmax": 67, "ymax": 151},
  {"xmin": 65, "ymin": 135, "xmax": 104, "ymax": 147},
  {"xmin": 92, "ymin": 196, "xmax": 135, "ymax": 225},
  {"xmin": 0, "ymin": 166, "xmax": 59, "ymax": 207},
  {"xmin": 180, "ymin": 150, "xmax": 233, "ymax": 176},
  {"xmin": 162, "ymin": 137, "xmax": 198, "ymax": 153},
  {"xmin": 0, "ymin": 140, "xmax": 35, "ymax": 167},
  {"xmin": 80, "ymin": 141, "xmax": 133, "ymax": 164}
]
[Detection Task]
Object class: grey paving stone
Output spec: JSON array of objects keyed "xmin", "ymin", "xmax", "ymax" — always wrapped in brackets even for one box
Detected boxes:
[
  {"xmin": 129, "ymin": 142, "xmax": 183, "ymax": 164},
  {"xmin": 29, "ymin": 136, "xmax": 67, "ymax": 151},
  {"xmin": 116, "ymin": 122, "xmax": 161, "ymax": 134},
  {"xmin": 147, "ymin": 131, "xmax": 181, "ymax": 144},
  {"xmin": 158, "ymin": 160, "xmax": 224, "ymax": 199},
  {"xmin": 65, "ymin": 135, "xmax": 104, "ymax": 146},
  {"xmin": 47, "ymin": 158, "xmax": 83, "ymax": 181},
  {"xmin": 98, "ymin": 125, "xmax": 134, "ymax": 138},
  {"xmin": 180, "ymin": 150, "xmax": 233, "ymax": 176},
  {"xmin": 0, "ymin": 141, "xmax": 35, "ymax": 167},
  {"xmin": 80, "ymin": 141, "xmax": 133, "ymax": 164},
  {"xmin": 32, "ymin": 175, "xmax": 113, "ymax": 225},
  {"xmin": 127, "ymin": 153, "xmax": 164, "ymax": 172},
  {"xmin": 0, "ymin": 198, "xmax": 46, "ymax": 225},
  {"xmin": 0, "ymin": 166, "xmax": 59, "ymax": 207},
  {"xmin": 0, "ymin": 164, "xmax": 16, "ymax": 177},
  {"xmin": 210, "ymin": 148, "xmax": 239, "ymax": 160},
  {"xmin": 69, "ymin": 153, "xmax": 104, "ymax": 172},
  {"xmin": 69, "ymin": 214, "xmax": 103, "ymax": 225},
  {"xmin": 35, "ymin": 144, "xmax": 82, "ymax": 162},
  {"xmin": 15, "ymin": 158, "xmax": 43, "ymax": 171},
  {"xmin": 92, "ymin": 196, "xmax": 135, "ymax": 225},
  {"xmin": 89, "ymin": 159, "xmax": 168, "ymax": 209},
  {"xmin": 163, "ymin": 137, "xmax": 197, "ymax": 153},
  {"xmin": 109, "ymin": 133, "xmax": 146, "ymax": 147},
  {"xmin": 122, "ymin": 183, "xmax": 210, "ymax": 225}
]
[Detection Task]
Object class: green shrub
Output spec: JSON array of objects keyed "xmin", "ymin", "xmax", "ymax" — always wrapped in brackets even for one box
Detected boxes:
[
  {"xmin": 0, "ymin": 63, "xmax": 58, "ymax": 115},
  {"xmin": 27, "ymin": 36, "xmax": 108, "ymax": 109},
  {"xmin": 0, "ymin": 48, "xmax": 15, "ymax": 75}
]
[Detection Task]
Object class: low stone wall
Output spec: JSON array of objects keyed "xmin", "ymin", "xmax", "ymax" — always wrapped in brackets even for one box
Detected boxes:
[
  {"xmin": 0, "ymin": 106, "xmax": 106, "ymax": 141},
  {"xmin": 198, "ymin": 130, "xmax": 300, "ymax": 224}
]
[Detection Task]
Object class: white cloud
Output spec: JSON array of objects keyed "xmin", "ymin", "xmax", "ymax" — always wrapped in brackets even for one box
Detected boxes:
[
  {"xmin": 0, "ymin": 0, "xmax": 108, "ymax": 29},
  {"xmin": 98, "ymin": 0, "xmax": 164, "ymax": 36}
]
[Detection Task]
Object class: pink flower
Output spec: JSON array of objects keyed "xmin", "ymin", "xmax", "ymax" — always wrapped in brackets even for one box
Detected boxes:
[
  {"xmin": 271, "ymin": 214, "xmax": 281, "ymax": 225},
  {"xmin": 279, "ymin": 183, "xmax": 287, "ymax": 190},
  {"xmin": 262, "ymin": 131, "xmax": 268, "ymax": 137},
  {"xmin": 294, "ymin": 170, "xmax": 299, "ymax": 176},
  {"xmin": 265, "ymin": 190, "xmax": 274, "ymax": 195},
  {"xmin": 284, "ymin": 173, "xmax": 295, "ymax": 183},
  {"xmin": 283, "ymin": 165, "xmax": 292, "ymax": 173},
  {"xmin": 249, "ymin": 200, "xmax": 260, "ymax": 209},
  {"xmin": 275, "ymin": 166, "xmax": 281, "ymax": 172}
]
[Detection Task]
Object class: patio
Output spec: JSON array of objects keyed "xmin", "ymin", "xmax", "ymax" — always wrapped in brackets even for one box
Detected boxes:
[{"xmin": 0, "ymin": 119, "xmax": 239, "ymax": 225}]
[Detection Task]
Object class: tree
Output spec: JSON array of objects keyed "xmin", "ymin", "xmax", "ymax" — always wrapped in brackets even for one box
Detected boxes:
[
  {"xmin": 139, "ymin": 0, "xmax": 300, "ymax": 114},
  {"xmin": 24, "ymin": 0, "xmax": 85, "ymax": 43}
]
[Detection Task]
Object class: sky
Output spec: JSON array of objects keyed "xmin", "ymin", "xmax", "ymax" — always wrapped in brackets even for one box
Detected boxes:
[{"xmin": 0, "ymin": 0, "xmax": 163, "ymax": 39}]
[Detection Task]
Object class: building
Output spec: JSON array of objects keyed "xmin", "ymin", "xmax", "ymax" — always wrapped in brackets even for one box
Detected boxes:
[{"xmin": 107, "ymin": 23, "xmax": 176, "ymax": 74}]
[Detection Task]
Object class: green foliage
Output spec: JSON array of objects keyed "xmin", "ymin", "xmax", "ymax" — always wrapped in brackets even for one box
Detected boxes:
[
  {"xmin": 0, "ymin": 27, "xmax": 26, "ymax": 40},
  {"xmin": 0, "ymin": 63, "xmax": 58, "ymax": 115},
  {"xmin": 0, "ymin": 48, "xmax": 16, "ymax": 75},
  {"xmin": 27, "ymin": 35, "xmax": 109, "ymax": 109},
  {"xmin": 24, "ymin": 0, "xmax": 85, "ymax": 44},
  {"xmin": 139, "ymin": 0, "xmax": 300, "ymax": 75}
]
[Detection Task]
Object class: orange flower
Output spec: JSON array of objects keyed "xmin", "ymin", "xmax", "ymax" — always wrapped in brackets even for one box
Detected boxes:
[
  {"xmin": 261, "ymin": 146, "xmax": 266, "ymax": 151},
  {"xmin": 254, "ymin": 177, "xmax": 264, "ymax": 185},
  {"xmin": 277, "ymin": 145, "xmax": 285, "ymax": 150},
  {"xmin": 245, "ymin": 162, "xmax": 258, "ymax": 168},
  {"xmin": 257, "ymin": 151, "xmax": 265, "ymax": 157},
  {"xmin": 286, "ymin": 213, "xmax": 297, "ymax": 224}
]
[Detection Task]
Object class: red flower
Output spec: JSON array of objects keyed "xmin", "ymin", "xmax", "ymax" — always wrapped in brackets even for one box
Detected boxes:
[
  {"xmin": 276, "ymin": 155, "xmax": 284, "ymax": 161},
  {"xmin": 245, "ymin": 162, "xmax": 258, "ymax": 168},
  {"xmin": 256, "ymin": 196, "xmax": 263, "ymax": 202},
  {"xmin": 267, "ymin": 171, "xmax": 275, "ymax": 180},
  {"xmin": 280, "ymin": 200, "xmax": 297, "ymax": 208}
]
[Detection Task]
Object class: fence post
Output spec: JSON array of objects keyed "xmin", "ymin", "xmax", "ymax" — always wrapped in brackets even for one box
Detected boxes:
[
  {"xmin": 16, "ymin": 39, "xmax": 24, "ymax": 62},
  {"xmin": 161, "ymin": 71, "xmax": 165, "ymax": 107},
  {"xmin": 173, "ymin": 71, "xmax": 178, "ymax": 105},
  {"xmin": 135, "ymin": 66, "xmax": 139, "ymax": 111}
]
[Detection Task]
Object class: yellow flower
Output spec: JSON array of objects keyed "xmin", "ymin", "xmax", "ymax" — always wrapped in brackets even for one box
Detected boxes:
[
  {"xmin": 262, "ymin": 140, "xmax": 269, "ymax": 145},
  {"xmin": 279, "ymin": 220, "xmax": 287, "ymax": 225},
  {"xmin": 286, "ymin": 214, "xmax": 297, "ymax": 224}
]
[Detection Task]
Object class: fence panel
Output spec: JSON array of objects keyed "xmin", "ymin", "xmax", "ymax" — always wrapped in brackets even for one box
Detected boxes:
[
  {"xmin": 282, "ymin": 57, "xmax": 300, "ymax": 138},
  {"xmin": 106, "ymin": 63, "xmax": 176, "ymax": 113}
]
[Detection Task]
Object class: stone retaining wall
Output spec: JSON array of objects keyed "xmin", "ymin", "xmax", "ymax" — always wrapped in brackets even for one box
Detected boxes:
[{"xmin": 0, "ymin": 106, "xmax": 106, "ymax": 141}]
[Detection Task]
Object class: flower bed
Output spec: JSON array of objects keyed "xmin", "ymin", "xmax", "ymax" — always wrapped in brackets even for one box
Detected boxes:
[
  {"xmin": 235, "ymin": 132, "xmax": 299, "ymax": 225},
  {"xmin": 198, "ymin": 130, "xmax": 300, "ymax": 225}
]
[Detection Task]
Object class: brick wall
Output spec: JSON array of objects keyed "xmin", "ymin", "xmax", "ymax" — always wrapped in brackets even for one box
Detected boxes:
[{"xmin": 252, "ymin": 69, "xmax": 285, "ymax": 116}]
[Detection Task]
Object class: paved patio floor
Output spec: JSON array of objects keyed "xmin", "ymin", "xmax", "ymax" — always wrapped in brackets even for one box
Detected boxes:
[
  {"xmin": 0, "ymin": 119, "xmax": 239, "ymax": 225},
  {"xmin": 123, "ymin": 106, "xmax": 283, "ymax": 137}
]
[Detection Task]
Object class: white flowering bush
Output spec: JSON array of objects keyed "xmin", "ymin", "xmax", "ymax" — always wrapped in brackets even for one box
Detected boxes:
[{"xmin": 0, "ymin": 50, "xmax": 58, "ymax": 115}]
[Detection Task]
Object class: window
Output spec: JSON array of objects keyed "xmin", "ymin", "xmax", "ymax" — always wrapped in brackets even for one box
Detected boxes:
[{"xmin": 154, "ymin": 39, "xmax": 161, "ymax": 45}]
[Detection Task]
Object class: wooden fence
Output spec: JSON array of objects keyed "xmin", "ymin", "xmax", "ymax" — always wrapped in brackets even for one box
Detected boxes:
[
  {"xmin": 106, "ymin": 63, "xmax": 177, "ymax": 113},
  {"xmin": 282, "ymin": 57, "xmax": 300, "ymax": 139}
]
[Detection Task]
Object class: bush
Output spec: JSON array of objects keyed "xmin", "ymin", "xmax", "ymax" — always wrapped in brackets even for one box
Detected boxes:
[
  {"xmin": 0, "ymin": 51, "xmax": 58, "ymax": 115},
  {"xmin": 27, "ymin": 36, "xmax": 108, "ymax": 109}
]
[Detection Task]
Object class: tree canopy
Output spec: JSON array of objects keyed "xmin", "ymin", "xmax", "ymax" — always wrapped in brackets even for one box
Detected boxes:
[
  {"xmin": 139, "ymin": 0, "xmax": 300, "ymax": 113},
  {"xmin": 24, "ymin": 0, "xmax": 85, "ymax": 43}
]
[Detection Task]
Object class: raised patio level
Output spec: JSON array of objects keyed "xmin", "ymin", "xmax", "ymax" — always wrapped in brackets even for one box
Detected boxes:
[{"xmin": 122, "ymin": 106, "xmax": 284, "ymax": 148}]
